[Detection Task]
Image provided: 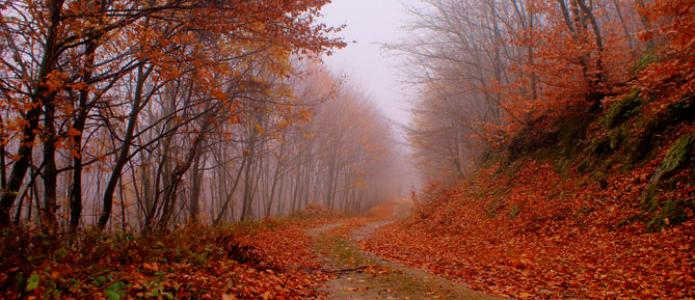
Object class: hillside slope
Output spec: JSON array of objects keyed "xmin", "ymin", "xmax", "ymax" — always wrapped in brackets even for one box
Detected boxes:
[
  {"xmin": 364, "ymin": 7, "xmax": 695, "ymax": 298},
  {"xmin": 364, "ymin": 94, "xmax": 694, "ymax": 298}
]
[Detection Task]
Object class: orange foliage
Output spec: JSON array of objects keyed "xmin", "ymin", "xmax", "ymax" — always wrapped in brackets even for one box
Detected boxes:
[
  {"xmin": 499, "ymin": 0, "xmax": 638, "ymax": 132},
  {"xmin": 637, "ymin": 0, "xmax": 695, "ymax": 111}
]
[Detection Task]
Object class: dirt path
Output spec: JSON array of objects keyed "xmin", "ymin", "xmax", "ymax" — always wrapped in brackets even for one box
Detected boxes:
[{"xmin": 310, "ymin": 220, "xmax": 501, "ymax": 300}]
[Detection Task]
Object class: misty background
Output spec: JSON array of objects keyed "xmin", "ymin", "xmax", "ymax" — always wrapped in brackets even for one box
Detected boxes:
[{"xmin": 321, "ymin": 0, "xmax": 423, "ymax": 194}]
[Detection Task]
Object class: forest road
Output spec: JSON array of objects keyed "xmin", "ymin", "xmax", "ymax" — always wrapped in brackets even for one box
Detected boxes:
[{"xmin": 308, "ymin": 219, "xmax": 502, "ymax": 300}]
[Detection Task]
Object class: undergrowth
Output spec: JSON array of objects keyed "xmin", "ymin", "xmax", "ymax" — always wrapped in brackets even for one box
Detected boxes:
[{"xmin": 0, "ymin": 208, "xmax": 336, "ymax": 299}]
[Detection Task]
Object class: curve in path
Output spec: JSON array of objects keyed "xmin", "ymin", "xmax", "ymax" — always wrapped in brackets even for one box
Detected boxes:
[{"xmin": 310, "ymin": 220, "xmax": 502, "ymax": 300}]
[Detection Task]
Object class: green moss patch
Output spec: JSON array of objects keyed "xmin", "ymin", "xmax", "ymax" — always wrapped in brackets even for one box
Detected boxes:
[
  {"xmin": 659, "ymin": 133, "xmax": 695, "ymax": 177},
  {"xmin": 603, "ymin": 90, "xmax": 643, "ymax": 129},
  {"xmin": 640, "ymin": 133, "xmax": 695, "ymax": 231}
]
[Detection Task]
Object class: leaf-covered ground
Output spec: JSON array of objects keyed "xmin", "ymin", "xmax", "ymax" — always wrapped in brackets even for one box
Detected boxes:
[
  {"xmin": 0, "ymin": 207, "xmax": 335, "ymax": 299},
  {"xmin": 363, "ymin": 160, "xmax": 694, "ymax": 299},
  {"xmin": 310, "ymin": 212, "xmax": 497, "ymax": 300},
  {"xmin": 1, "ymin": 202, "xmax": 500, "ymax": 299}
]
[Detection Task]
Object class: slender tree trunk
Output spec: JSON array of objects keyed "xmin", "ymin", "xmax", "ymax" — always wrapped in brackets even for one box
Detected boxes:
[
  {"xmin": 42, "ymin": 98, "xmax": 58, "ymax": 233},
  {"xmin": 69, "ymin": 40, "xmax": 98, "ymax": 233},
  {"xmin": 265, "ymin": 162, "xmax": 282, "ymax": 218},
  {"xmin": 155, "ymin": 117, "xmax": 212, "ymax": 231},
  {"xmin": 98, "ymin": 65, "xmax": 151, "ymax": 230},
  {"xmin": 189, "ymin": 152, "xmax": 204, "ymax": 224},
  {"xmin": 576, "ymin": 0, "xmax": 606, "ymax": 81},
  {"xmin": 0, "ymin": 114, "xmax": 6, "ymax": 192},
  {"xmin": 214, "ymin": 156, "xmax": 246, "ymax": 224},
  {"xmin": 240, "ymin": 128, "xmax": 258, "ymax": 221},
  {"xmin": 612, "ymin": 0, "xmax": 637, "ymax": 59},
  {"xmin": 118, "ymin": 179, "xmax": 127, "ymax": 231}
]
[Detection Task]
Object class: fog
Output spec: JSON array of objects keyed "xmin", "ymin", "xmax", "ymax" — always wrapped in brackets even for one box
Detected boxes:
[{"xmin": 321, "ymin": 0, "xmax": 423, "ymax": 194}]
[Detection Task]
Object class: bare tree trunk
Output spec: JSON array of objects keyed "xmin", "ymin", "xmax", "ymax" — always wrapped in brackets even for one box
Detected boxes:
[
  {"xmin": 576, "ymin": 0, "xmax": 606, "ymax": 80},
  {"xmin": 98, "ymin": 64, "xmax": 151, "ymax": 230},
  {"xmin": 240, "ymin": 124, "xmax": 259, "ymax": 221},
  {"xmin": 42, "ymin": 97, "xmax": 58, "ymax": 233},
  {"xmin": 118, "ymin": 179, "xmax": 127, "ymax": 231},
  {"xmin": 265, "ymin": 161, "xmax": 282, "ymax": 218},
  {"xmin": 612, "ymin": 0, "xmax": 637, "ymax": 58},
  {"xmin": 291, "ymin": 163, "xmax": 301, "ymax": 212},
  {"xmin": 155, "ymin": 117, "xmax": 212, "ymax": 231},
  {"xmin": 214, "ymin": 157, "xmax": 246, "ymax": 224},
  {"xmin": 189, "ymin": 152, "xmax": 204, "ymax": 224},
  {"xmin": 69, "ymin": 39, "xmax": 98, "ymax": 233}
]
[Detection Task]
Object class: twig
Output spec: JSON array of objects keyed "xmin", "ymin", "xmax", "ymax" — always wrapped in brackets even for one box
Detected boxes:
[{"xmin": 323, "ymin": 265, "xmax": 369, "ymax": 274}]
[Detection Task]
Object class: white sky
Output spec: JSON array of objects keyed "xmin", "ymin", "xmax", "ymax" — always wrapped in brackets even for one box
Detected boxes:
[{"xmin": 320, "ymin": 0, "xmax": 417, "ymax": 134}]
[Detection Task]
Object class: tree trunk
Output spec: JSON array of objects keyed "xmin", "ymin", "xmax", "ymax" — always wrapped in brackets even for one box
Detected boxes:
[
  {"xmin": 42, "ymin": 97, "xmax": 58, "ymax": 233},
  {"xmin": 155, "ymin": 117, "xmax": 212, "ymax": 231},
  {"xmin": 189, "ymin": 152, "xmax": 204, "ymax": 224},
  {"xmin": 240, "ymin": 127, "xmax": 258, "ymax": 221},
  {"xmin": 98, "ymin": 65, "xmax": 151, "ymax": 230},
  {"xmin": 69, "ymin": 40, "xmax": 98, "ymax": 233},
  {"xmin": 214, "ymin": 155, "xmax": 246, "ymax": 224}
]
